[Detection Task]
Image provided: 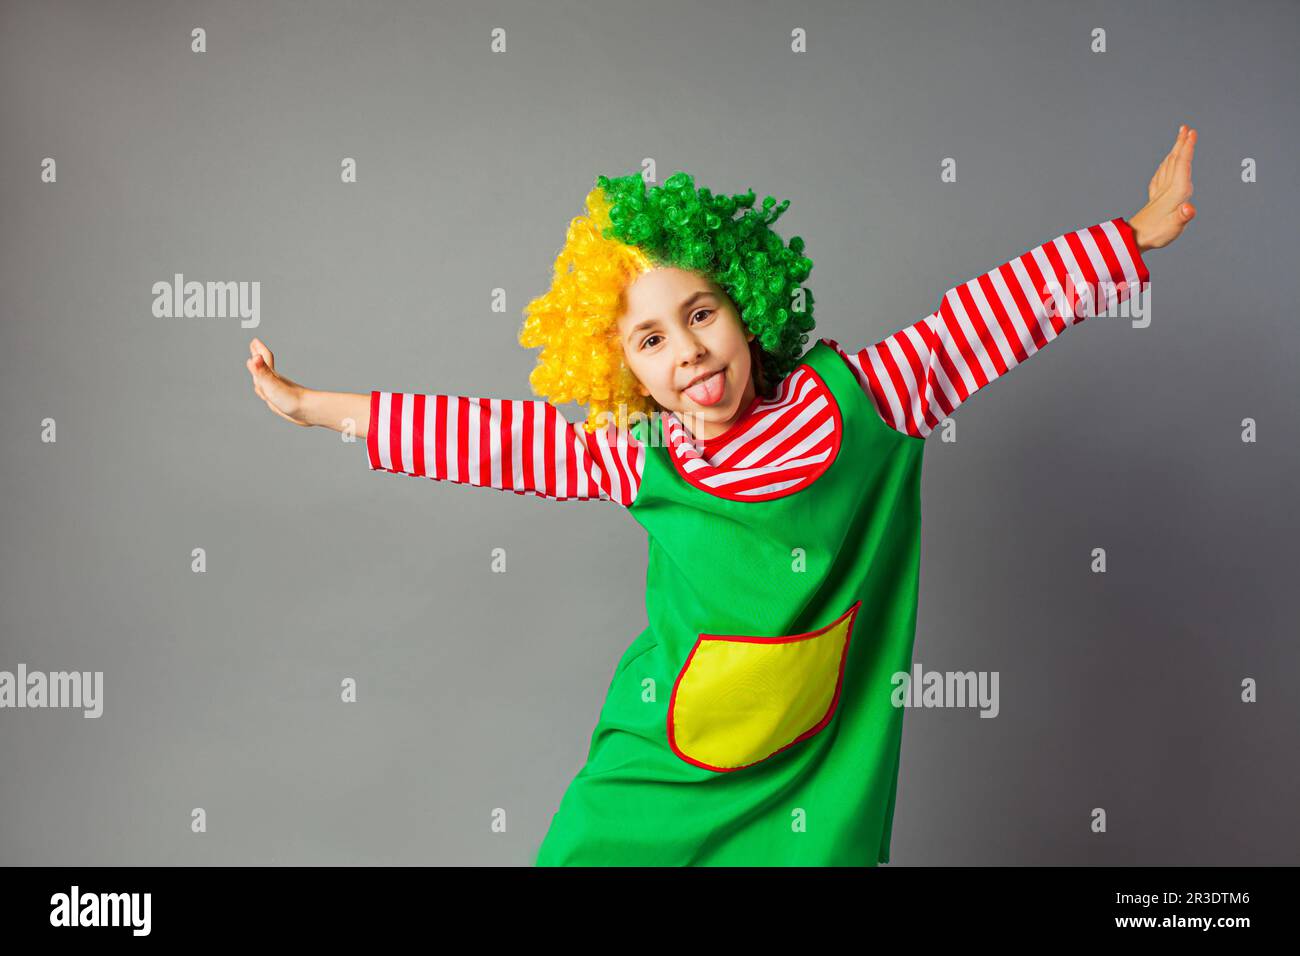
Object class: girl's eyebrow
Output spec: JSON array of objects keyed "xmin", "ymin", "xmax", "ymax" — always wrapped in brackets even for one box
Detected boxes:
[
  {"xmin": 625, "ymin": 291, "xmax": 718, "ymax": 340},
  {"xmin": 678, "ymin": 289, "xmax": 717, "ymax": 311}
]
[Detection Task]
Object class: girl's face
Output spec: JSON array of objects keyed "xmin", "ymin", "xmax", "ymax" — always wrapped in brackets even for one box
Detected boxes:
[{"xmin": 616, "ymin": 267, "xmax": 758, "ymax": 441}]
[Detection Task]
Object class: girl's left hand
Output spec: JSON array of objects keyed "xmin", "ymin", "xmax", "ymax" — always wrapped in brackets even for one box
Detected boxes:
[{"xmin": 1128, "ymin": 124, "xmax": 1197, "ymax": 254}]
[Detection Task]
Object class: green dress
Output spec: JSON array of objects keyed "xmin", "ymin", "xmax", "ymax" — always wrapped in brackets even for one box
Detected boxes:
[{"xmin": 535, "ymin": 340, "xmax": 926, "ymax": 866}]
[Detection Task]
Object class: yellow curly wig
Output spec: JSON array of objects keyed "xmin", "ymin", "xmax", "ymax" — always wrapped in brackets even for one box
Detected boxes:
[{"xmin": 518, "ymin": 186, "xmax": 658, "ymax": 434}]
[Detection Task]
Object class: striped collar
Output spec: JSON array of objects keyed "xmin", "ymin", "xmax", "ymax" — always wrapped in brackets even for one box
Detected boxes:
[{"xmin": 660, "ymin": 359, "xmax": 843, "ymax": 502}]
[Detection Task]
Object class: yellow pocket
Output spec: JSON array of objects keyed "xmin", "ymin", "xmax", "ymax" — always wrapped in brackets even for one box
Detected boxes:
[{"xmin": 667, "ymin": 601, "xmax": 861, "ymax": 772}]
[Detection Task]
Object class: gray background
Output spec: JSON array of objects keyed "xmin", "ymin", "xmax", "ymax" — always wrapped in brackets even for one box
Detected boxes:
[{"xmin": 2, "ymin": 0, "xmax": 1297, "ymax": 866}]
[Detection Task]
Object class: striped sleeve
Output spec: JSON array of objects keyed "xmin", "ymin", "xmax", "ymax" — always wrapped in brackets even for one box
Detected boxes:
[
  {"xmin": 828, "ymin": 217, "xmax": 1151, "ymax": 438},
  {"xmin": 365, "ymin": 392, "xmax": 645, "ymax": 506}
]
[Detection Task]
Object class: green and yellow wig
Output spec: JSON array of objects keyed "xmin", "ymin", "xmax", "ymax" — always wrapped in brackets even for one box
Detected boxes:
[{"xmin": 518, "ymin": 171, "xmax": 816, "ymax": 433}]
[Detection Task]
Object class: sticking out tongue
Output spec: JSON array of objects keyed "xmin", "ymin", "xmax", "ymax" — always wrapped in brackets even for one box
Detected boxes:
[{"xmin": 684, "ymin": 370, "xmax": 725, "ymax": 406}]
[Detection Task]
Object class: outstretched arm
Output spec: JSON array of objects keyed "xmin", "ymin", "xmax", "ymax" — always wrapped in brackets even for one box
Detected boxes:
[
  {"xmin": 832, "ymin": 125, "xmax": 1196, "ymax": 438},
  {"xmin": 365, "ymin": 389, "xmax": 643, "ymax": 505},
  {"xmin": 244, "ymin": 338, "xmax": 644, "ymax": 505},
  {"xmin": 827, "ymin": 217, "xmax": 1148, "ymax": 437}
]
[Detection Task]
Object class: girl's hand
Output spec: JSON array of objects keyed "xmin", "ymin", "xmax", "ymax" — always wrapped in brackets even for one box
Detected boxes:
[
  {"xmin": 1128, "ymin": 124, "xmax": 1198, "ymax": 254},
  {"xmin": 246, "ymin": 338, "xmax": 311, "ymax": 427}
]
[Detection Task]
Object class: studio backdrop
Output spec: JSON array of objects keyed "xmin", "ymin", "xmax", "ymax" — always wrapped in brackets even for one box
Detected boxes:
[{"xmin": 1, "ymin": 0, "xmax": 1297, "ymax": 865}]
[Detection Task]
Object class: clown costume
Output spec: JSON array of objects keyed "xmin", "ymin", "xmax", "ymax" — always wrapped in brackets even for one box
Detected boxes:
[{"xmin": 363, "ymin": 172, "xmax": 1151, "ymax": 866}]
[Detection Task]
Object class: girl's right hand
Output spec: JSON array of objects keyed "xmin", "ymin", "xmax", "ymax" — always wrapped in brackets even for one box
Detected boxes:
[
  {"xmin": 246, "ymin": 338, "xmax": 312, "ymax": 427},
  {"xmin": 1128, "ymin": 124, "xmax": 1197, "ymax": 253}
]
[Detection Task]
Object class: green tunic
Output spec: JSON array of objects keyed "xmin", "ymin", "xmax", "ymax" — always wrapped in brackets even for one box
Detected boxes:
[{"xmin": 535, "ymin": 340, "xmax": 926, "ymax": 866}]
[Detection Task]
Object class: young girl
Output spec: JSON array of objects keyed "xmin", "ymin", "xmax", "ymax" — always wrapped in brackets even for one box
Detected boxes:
[{"xmin": 246, "ymin": 125, "xmax": 1197, "ymax": 866}]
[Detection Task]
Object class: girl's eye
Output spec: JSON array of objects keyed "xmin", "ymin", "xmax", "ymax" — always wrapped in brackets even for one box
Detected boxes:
[{"xmin": 640, "ymin": 310, "xmax": 711, "ymax": 349}]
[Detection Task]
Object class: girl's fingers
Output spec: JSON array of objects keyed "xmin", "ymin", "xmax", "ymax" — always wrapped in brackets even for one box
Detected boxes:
[
  {"xmin": 1152, "ymin": 125, "xmax": 1194, "ymax": 199},
  {"xmin": 250, "ymin": 338, "xmax": 275, "ymax": 369},
  {"xmin": 1162, "ymin": 126, "xmax": 1188, "ymax": 172},
  {"xmin": 1167, "ymin": 128, "xmax": 1186, "ymax": 162},
  {"xmin": 247, "ymin": 357, "xmax": 276, "ymax": 405},
  {"xmin": 1164, "ymin": 143, "xmax": 1185, "ymax": 191},
  {"xmin": 247, "ymin": 351, "xmax": 303, "ymax": 422},
  {"xmin": 248, "ymin": 356, "xmax": 269, "ymax": 394},
  {"xmin": 1165, "ymin": 128, "xmax": 1184, "ymax": 164},
  {"xmin": 1171, "ymin": 128, "xmax": 1195, "ymax": 201},
  {"xmin": 1174, "ymin": 126, "xmax": 1195, "ymax": 171},
  {"xmin": 1181, "ymin": 128, "xmax": 1197, "ymax": 173},
  {"xmin": 251, "ymin": 353, "xmax": 284, "ymax": 389}
]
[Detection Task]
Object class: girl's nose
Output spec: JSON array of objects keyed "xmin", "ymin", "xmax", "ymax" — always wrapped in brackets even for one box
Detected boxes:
[{"xmin": 677, "ymin": 335, "xmax": 706, "ymax": 364}]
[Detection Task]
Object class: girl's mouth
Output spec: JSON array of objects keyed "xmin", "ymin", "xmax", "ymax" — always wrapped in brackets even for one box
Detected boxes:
[{"xmin": 683, "ymin": 369, "xmax": 726, "ymax": 406}]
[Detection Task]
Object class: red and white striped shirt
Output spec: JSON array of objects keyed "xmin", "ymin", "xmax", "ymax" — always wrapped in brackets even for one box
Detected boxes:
[{"xmin": 367, "ymin": 217, "xmax": 1149, "ymax": 507}]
